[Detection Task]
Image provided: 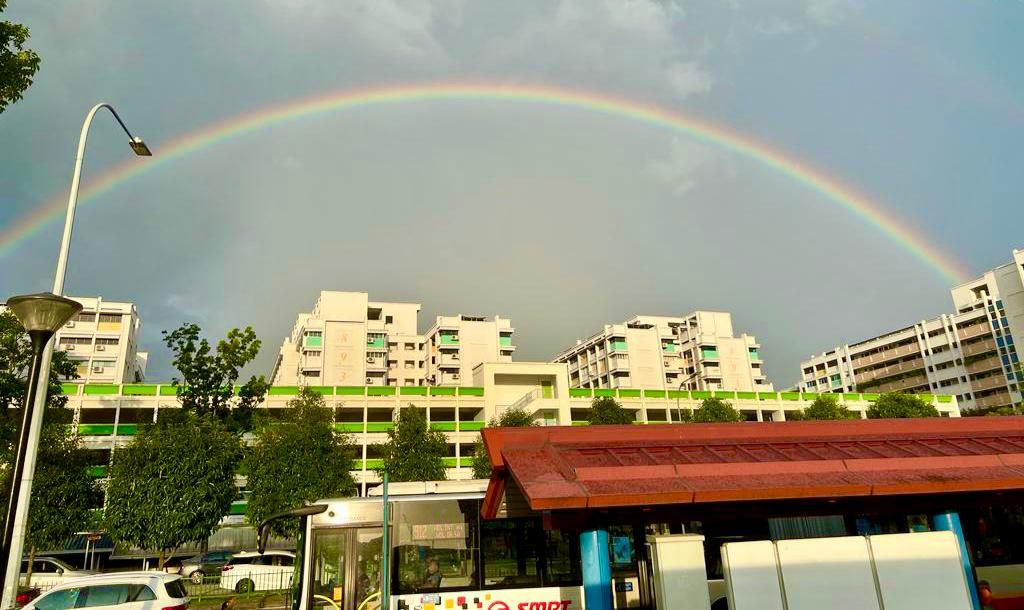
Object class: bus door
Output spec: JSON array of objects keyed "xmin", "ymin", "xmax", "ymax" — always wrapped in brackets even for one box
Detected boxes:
[
  {"xmin": 309, "ymin": 526, "xmax": 385, "ymax": 610},
  {"xmin": 609, "ymin": 523, "xmax": 671, "ymax": 610}
]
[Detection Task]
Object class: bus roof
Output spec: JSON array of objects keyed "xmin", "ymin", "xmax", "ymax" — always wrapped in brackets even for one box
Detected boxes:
[{"xmin": 364, "ymin": 479, "xmax": 489, "ymax": 497}]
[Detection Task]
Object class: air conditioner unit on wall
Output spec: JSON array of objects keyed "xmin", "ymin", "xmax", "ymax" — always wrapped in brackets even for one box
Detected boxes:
[
  {"xmin": 66, "ymin": 321, "xmax": 75, "ymax": 328},
  {"xmin": 96, "ymin": 344, "xmax": 106, "ymax": 351},
  {"xmin": 66, "ymin": 344, "xmax": 75, "ymax": 351},
  {"xmin": 366, "ymin": 377, "xmax": 373, "ymax": 384},
  {"xmin": 452, "ymin": 373, "xmax": 460, "ymax": 380},
  {"xmin": 367, "ymin": 357, "xmax": 375, "ymax": 363},
  {"xmin": 92, "ymin": 367, "xmax": 104, "ymax": 373}
]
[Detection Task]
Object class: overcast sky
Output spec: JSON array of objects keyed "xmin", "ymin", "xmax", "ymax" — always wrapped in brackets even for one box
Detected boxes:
[{"xmin": 2, "ymin": 0, "xmax": 1022, "ymax": 387}]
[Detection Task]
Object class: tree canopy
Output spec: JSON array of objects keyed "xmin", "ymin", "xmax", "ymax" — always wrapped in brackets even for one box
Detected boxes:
[
  {"xmin": 376, "ymin": 407, "xmax": 447, "ymax": 482},
  {"xmin": 0, "ymin": 0, "xmax": 40, "ymax": 113},
  {"xmin": 104, "ymin": 412, "xmax": 241, "ymax": 566},
  {"xmin": 866, "ymin": 392, "xmax": 940, "ymax": 419},
  {"xmin": 245, "ymin": 388, "xmax": 356, "ymax": 537},
  {"xmin": 162, "ymin": 323, "xmax": 269, "ymax": 431},
  {"xmin": 471, "ymin": 407, "xmax": 535, "ymax": 479},
  {"xmin": 796, "ymin": 394, "xmax": 858, "ymax": 421},
  {"xmin": 587, "ymin": 396, "xmax": 634, "ymax": 425},
  {"xmin": 690, "ymin": 397, "xmax": 743, "ymax": 423}
]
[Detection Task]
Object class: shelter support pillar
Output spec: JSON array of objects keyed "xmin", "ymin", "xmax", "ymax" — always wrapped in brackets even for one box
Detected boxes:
[
  {"xmin": 580, "ymin": 528, "xmax": 612, "ymax": 610},
  {"xmin": 932, "ymin": 511, "xmax": 981, "ymax": 610}
]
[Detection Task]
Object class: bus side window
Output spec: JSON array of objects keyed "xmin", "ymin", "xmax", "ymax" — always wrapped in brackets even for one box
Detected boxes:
[{"xmin": 481, "ymin": 519, "xmax": 541, "ymax": 589}]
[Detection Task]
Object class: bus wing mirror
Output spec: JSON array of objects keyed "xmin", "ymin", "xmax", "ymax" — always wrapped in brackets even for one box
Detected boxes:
[{"xmin": 257, "ymin": 504, "xmax": 328, "ymax": 554}]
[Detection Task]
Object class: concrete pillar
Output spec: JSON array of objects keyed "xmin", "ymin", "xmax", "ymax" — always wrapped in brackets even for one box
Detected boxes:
[
  {"xmin": 580, "ymin": 529, "xmax": 612, "ymax": 610},
  {"xmin": 932, "ymin": 511, "xmax": 981, "ymax": 610}
]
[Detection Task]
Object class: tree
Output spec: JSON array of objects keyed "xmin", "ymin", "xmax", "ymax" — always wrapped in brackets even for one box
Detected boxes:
[
  {"xmin": 245, "ymin": 388, "xmax": 356, "ymax": 538},
  {"xmin": 104, "ymin": 412, "xmax": 241, "ymax": 567},
  {"xmin": 162, "ymin": 323, "xmax": 270, "ymax": 432},
  {"xmin": 471, "ymin": 407, "xmax": 535, "ymax": 479},
  {"xmin": 587, "ymin": 396, "xmax": 634, "ymax": 425},
  {"xmin": 23, "ymin": 422, "xmax": 100, "ymax": 585},
  {"xmin": 375, "ymin": 407, "xmax": 447, "ymax": 482},
  {"xmin": 691, "ymin": 397, "xmax": 743, "ymax": 423},
  {"xmin": 797, "ymin": 394, "xmax": 858, "ymax": 421},
  {"xmin": 1, "ymin": 309, "xmax": 78, "ymax": 412},
  {"xmin": 0, "ymin": 0, "xmax": 40, "ymax": 113},
  {"xmin": 866, "ymin": 392, "xmax": 939, "ymax": 419}
]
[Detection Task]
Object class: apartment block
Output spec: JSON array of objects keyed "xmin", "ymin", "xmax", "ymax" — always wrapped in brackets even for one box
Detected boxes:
[
  {"xmin": 271, "ymin": 291, "xmax": 427, "ymax": 387},
  {"xmin": 798, "ymin": 248, "xmax": 1024, "ymax": 411},
  {"xmin": 554, "ymin": 311, "xmax": 772, "ymax": 391},
  {"xmin": 29, "ymin": 296, "xmax": 148, "ymax": 384},
  {"xmin": 424, "ymin": 315, "xmax": 515, "ymax": 386}
]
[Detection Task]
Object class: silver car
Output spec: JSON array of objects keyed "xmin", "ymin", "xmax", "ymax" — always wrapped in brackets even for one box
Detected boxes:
[{"xmin": 178, "ymin": 551, "xmax": 233, "ymax": 585}]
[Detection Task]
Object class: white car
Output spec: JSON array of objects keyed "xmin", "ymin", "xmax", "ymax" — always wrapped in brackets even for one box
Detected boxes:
[
  {"xmin": 219, "ymin": 551, "xmax": 295, "ymax": 593},
  {"xmin": 23, "ymin": 572, "xmax": 189, "ymax": 610},
  {"xmin": 20, "ymin": 557, "xmax": 94, "ymax": 589}
]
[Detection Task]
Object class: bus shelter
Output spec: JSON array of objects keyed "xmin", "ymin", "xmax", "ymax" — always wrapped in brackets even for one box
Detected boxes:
[{"xmin": 481, "ymin": 417, "xmax": 1024, "ymax": 610}]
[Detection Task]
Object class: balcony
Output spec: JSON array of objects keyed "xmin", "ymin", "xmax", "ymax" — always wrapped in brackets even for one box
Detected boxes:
[
  {"xmin": 608, "ymin": 358, "xmax": 630, "ymax": 372},
  {"xmin": 973, "ymin": 392, "xmax": 1013, "ymax": 409},
  {"xmin": 970, "ymin": 375, "xmax": 1008, "ymax": 392},
  {"xmin": 862, "ymin": 372, "xmax": 930, "ymax": 394},
  {"xmin": 851, "ymin": 343, "xmax": 920, "ymax": 367},
  {"xmin": 365, "ymin": 357, "xmax": 387, "ymax": 371},
  {"xmin": 965, "ymin": 355, "xmax": 1003, "ymax": 375},
  {"xmin": 438, "ymin": 355, "xmax": 461, "ymax": 369},
  {"xmin": 962, "ymin": 338, "xmax": 998, "ymax": 358},
  {"xmin": 957, "ymin": 323, "xmax": 992, "ymax": 341},
  {"xmin": 854, "ymin": 357, "xmax": 925, "ymax": 386}
]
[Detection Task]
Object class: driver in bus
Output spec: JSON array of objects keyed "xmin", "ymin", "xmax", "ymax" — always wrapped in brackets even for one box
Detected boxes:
[{"xmin": 419, "ymin": 558, "xmax": 442, "ymax": 591}]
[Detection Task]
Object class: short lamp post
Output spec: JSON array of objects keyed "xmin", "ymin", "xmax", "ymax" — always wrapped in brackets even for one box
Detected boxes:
[
  {"xmin": 675, "ymin": 371, "xmax": 702, "ymax": 423},
  {"xmin": 0, "ymin": 293, "xmax": 82, "ymax": 598}
]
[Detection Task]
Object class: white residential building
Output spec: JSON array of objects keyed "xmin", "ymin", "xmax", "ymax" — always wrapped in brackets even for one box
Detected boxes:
[
  {"xmin": 423, "ymin": 315, "xmax": 516, "ymax": 386},
  {"xmin": 51, "ymin": 297, "xmax": 147, "ymax": 384},
  {"xmin": 554, "ymin": 311, "xmax": 773, "ymax": 391},
  {"xmin": 798, "ymin": 248, "xmax": 1023, "ymax": 411}
]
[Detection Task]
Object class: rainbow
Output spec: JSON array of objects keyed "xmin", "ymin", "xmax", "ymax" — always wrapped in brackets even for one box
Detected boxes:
[{"xmin": 0, "ymin": 82, "xmax": 969, "ymax": 283}]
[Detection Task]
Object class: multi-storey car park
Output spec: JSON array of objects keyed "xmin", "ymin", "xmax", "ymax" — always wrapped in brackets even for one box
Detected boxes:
[{"xmin": 798, "ymin": 248, "xmax": 1024, "ymax": 411}]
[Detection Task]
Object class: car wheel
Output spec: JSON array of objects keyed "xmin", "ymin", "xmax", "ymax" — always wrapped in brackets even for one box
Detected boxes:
[
  {"xmin": 190, "ymin": 571, "xmax": 204, "ymax": 585},
  {"xmin": 236, "ymin": 579, "xmax": 255, "ymax": 594}
]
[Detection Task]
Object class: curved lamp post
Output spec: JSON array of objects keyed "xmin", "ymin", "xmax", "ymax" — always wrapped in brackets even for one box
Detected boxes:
[
  {"xmin": 675, "ymin": 371, "xmax": 703, "ymax": 423},
  {"xmin": 0, "ymin": 294, "xmax": 83, "ymax": 597},
  {"xmin": 0, "ymin": 105, "xmax": 151, "ymax": 609}
]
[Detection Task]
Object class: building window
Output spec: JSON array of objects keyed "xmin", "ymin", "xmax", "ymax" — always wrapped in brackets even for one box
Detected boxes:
[
  {"xmin": 302, "ymin": 370, "xmax": 321, "ymax": 378},
  {"xmin": 97, "ymin": 314, "xmax": 121, "ymax": 324},
  {"xmin": 404, "ymin": 361, "xmax": 415, "ymax": 369},
  {"xmin": 303, "ymin": 350, "xmax": 322, "ymax": 357},
  {"xmin": 405, "ymin": 343, "xmax": 415, "ymax": 350},
  {"xmin": 385, "ymin": 315, "xmax": 394, "ymax": 324}
]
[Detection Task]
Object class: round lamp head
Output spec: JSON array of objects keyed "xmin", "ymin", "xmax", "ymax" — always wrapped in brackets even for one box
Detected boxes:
[{"xmin": 5, "ymin": 293, "xmax": 83, "ymax": 334}]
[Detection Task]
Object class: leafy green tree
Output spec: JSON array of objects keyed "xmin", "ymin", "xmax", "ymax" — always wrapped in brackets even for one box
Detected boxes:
[
  {"xmin": 162, "ymin": 323, "xmax": 269, "ymax": 431},
  {"xmin": 691, "ymin": 397, "xmax": 743, "ymax": 423},
  {"xmin": 245, "ymin": 388, "xmax": 356, "ymax": 538},
  {"xmin": 1, "ymin": 309, "xmax": 78, "ymax": 412},
  {"xmin": 798, "ymin": 394, "xmax": 858, "ymax": 421},
  {"xmin": 104, "ymin": 412, "xmax": 241, "ymax": 567},
  {"xmin": 376, "ymin": 407, "xmax": 447, "ymax": 482},
  {"xmin": 23, "ymin": 423, "xmax": 100, "ymax": 585},
  {"xmin": 866, "ymin": 392, "xmax": 939, "ymax": 419},
  {"xmin": 471, "ymin": 407, "xmax": 535, "ymax": 479},
  {"xmin": 0, "ymin": 0, "xmax": 40, "ymax": 113},
  {"xmin": 587, "ymin": 396, "xmax": 634, "ymax": 425}
]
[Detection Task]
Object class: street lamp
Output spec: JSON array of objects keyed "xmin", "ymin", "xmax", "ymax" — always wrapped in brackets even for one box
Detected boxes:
[
  {"xmin": 675, "ymin": 371, "xmax": 702, "ymax": 423},
  {"xmin": 0, "ymin": 294, "xmax": 82, "ymax": 596},
  {"xmin": 0, "ymin": 104, "xmax": 150, "ymax": 609}
]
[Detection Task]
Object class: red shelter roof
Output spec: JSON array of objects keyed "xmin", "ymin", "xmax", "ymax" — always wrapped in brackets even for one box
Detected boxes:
[{"xmin": 481, "ymin": 417, "xmax": 1024, "ymax": 518}]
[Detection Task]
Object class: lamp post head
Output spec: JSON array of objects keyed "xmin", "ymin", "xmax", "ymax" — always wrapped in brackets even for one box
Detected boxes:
[
  {"xmin": 4, "ymin": 293, "xmax": 83, "ymax": 335},
  {"xmin": 129, "ymin": 136, "xmax": 152, "ymax": 157}
]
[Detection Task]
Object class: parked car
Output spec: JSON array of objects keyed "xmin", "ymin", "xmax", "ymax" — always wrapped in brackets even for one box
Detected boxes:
[
  {"xmin": 219, "ymin": 551, "xmax": 295, "ymax": 593},
  {"xmin": 15, "ymin": 587, "xmax": 40, "ymax": 608},
  {"xmin": 179, "ymin": 551, "xmax": 233, "ymax": 584},
  {"xmin": 19, "ymin": 557, "xmax": 94, "ymax": 589},
  {"xmin": 21, "ymin": 572, "xmax": 189, "ymax": 610}
]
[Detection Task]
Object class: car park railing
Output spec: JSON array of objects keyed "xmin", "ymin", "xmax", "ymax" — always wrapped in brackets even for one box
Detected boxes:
[{"xmin": 185, "ymin": 571, "xmax": 294, "ymax": 610}]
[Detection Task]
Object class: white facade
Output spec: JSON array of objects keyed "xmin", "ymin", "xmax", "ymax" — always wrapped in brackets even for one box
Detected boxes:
[
  {"xmin": 424, "ymin": 315, "xmax": 515, "ymax": 386},
  {"xmin": 53, "ymin": 297, "xmax": 146, "ymax": 384},
  {"xmin": 272, "ymin": 291, "xmax": 427, "ymax": 387},
  {"xmin": 799, "ymin": 248, "xmax": 1023, "ymax": 411},
  {"xmin": 554, "ymin": 312, "xmax": 773, "ymax": 392}
]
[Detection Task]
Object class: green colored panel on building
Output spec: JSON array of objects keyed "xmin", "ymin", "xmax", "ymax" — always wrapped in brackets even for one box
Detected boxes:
[
  {"xmin": 712, "ymin": 391, "xmax": 737, "ymax": 399},
  {"xmin": 366, "ymin": 422, "xmax": 394, "ymax": 433},
  {"xmin": 499, "ymin": 336, "xmax": 513, "ymax": 347},
  {"xmin": 61, "ymin": 383, "xmax": 80, "ymax": 396},
  {"xmin": 78, "ymin": 424, "xmax": 115, "ymax": 436},
  {"xmin": 229, "ymin": 503, "xmax": 247, "ymax": 516},
  {"xmin": 618, "ymin": 389, "xmax": 641, "ymax": 398},
  {"xmin": 843, "ymin": 393, "xmax": 861, "ymax": 401},
  {"xmin": 306, "ymin": 386, "xmax": 333, "ymax": 395},
  {"xmin": 87, "ymin": 465, "xmax": 108, "ymax": 478},
  {"xmin": 780, "ymin": 392, "xmax": 801, "ymax": 401},
  {"xmin": 757, "ymin": 392, "xmax": 778, "ymax": 400},
  {"xmin": 610, "ymin": 340, "xmax": 628, "ymax": 351},
  {"xmin": 441, "ymin": 457, "xmax": 459, "ymax": 468},
  {"xmin": 363, "ymin": 459, "xmax": 384, "ymax": 469},
  {"xmin": 594, "ymin": 389, "xmax": 615, "ymax": 397},
  {"xmin": 430, "ymin": 387, "xmax": 457, "ymax": 396},
  {"xmin": 116, "ymin": 424, "xmax": 138, "ymax": 436},
  {"xmin": 459, "ymin": 421, "xmax": 484, "ymax": 431},
  {"xmin": 83, "ymin": 384, "xmax": 119, "ymax": 396},
  {"xmin": 367, "ymin": 386, "xmax": 396, "ymax": 396},
  {"xmin": 439, "ymin": 334, "xmax": 459, "ymax": 345},
  {"xmin": 430, "ymin": 422, "xmax": 457, "ymax": 432},
  {"xmin": 863, "ymin": 393, "xmax": 880, "ymax": 401},
  {"xmin": 336, "ymin": 386, "xmax": 366, "ymax": 396},
  {"xmin": 802, "ymin": 393, "xmax": 819, "ymax": 400},
  {"xmin": 691, "ymin": 391, "xmax": 712, "ymax": 400},
  {"xmin": 937, "ymin": 395, "xmax": 953, "ymax": 403},
  {"xmin": 701, "ymin": 349, "xmax": 719, "ymax": 359},
  {"xmin": 335, "ymin": 423, "xmax": 364, "ymax": 433},
  {"xmin": 918, "ymin": 394, "xmax": 935, "ymax": 402},
  {"xmin": 644, "ymin": 390, "xmax": 666, "ymax": 398},
  {"xmin": 305, "ymin": 336, "xmax": 322, "ymax": 347},
  {"xmin": 268, "ymin": 386, "xmax": 300, "ymax": 396},
  {"xmin": 736, "ymin": 392, "xmax": 757, "ymax": 400},
  {"xmin": 459, "ymin": 387, "xmax": 485, "ymax": 397},
  {"xmin": 569, "ymin": 388, "xmax": 593, "ymax": 398},
  {"xmin": 367, "ymin": 336, "xmax": 385, "ymax": 348},
  {"xmin": 662, "ymin": 343, "xmax": 676, "ymax": 353},
  {"xmin": 668, "ymin": 390, "xmax": 688, "ymax": 399},
  {"xmin": 400, "ymin": 386, "xmax": 429, "ymax": 396},
  {"xmin": 749, "ymin": 349, "xmax": 760, "ymax": 359},
  {"xmin": 159, "ymin": 385, "xmax": 179, "ymax": 396},
  {"xmin": 541, "ymin": 383, "xmax": 554, "ymax": 399},
  {"xmin": 571, "ymin": 421, "xmax": 590, "ymax": 426},
  {"xmin": 458, "ymin": 457, "xmax": 474, "ymax": 468}
]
